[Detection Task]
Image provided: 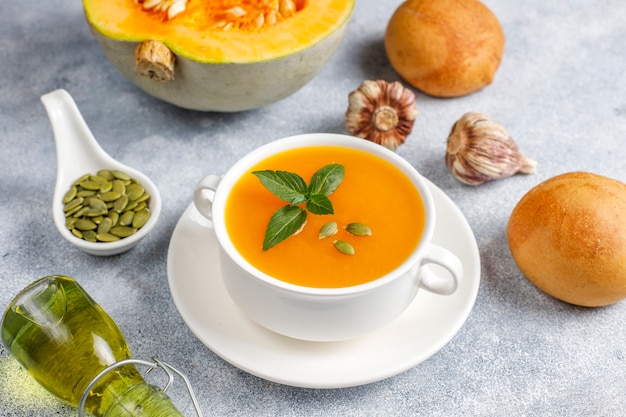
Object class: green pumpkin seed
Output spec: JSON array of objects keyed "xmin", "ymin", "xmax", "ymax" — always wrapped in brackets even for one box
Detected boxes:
[
  {"xmin": 97, "ymin": 169, "xmax": 115, "ymax": 181},
  {"xmin": 135, "ymin": 192, "xmax": 150, "ymax": 203},
  {"xmin": 99, "ymin": 181, "xmax": 113, "ymax": 193},
  {"xmin": 75, "ymin": 218, "xmax": 97, "ymax": 231},
  {"xmin": 73, "ymin": 206, "xmax": 92, "ymax": 218},
  {"xmin": 108, "ymin": 211, "xmax": 119, "ymax": 227},
  {"xmin": 97, "ymin": 217, "xmax": 113, "ymax": 235},
  {"xmin": 334, "ymin": 240, "xmax": 355, "ymax": 256},
  {"xmin": 132, "ymin": 209, "xmax": 151, "ymax": 228},
  {"xmin": 113, "ymin": 194, "xmax": 129, "ymax": 213},
  {"xmin": 124, "ymin": 200, "xmax": 139, "ymax": 212},
  {"xmin": 83, "ymin": 230, "xmax": 98, "ymax": 242},
  {"xmin": 63, "ymin": 197, "xmax": 84, "ymax": 212},
  {"xmin": 63, "ymin": 186, "xmax": 77, "ymax": 204},
  {"xmin": 71, "ymin": 229, "xmax": 84, "ymax": 238},
  {"xmin": 87, "ymin": 197, "xmax": 108, "ymax": 211},
  {"xmin": 119, "ymin": 211, "xmax": 135, "ymax": 227},
  {"xmin": 64, "ymin": 205, "xmax": 82, "ymax": 217},
  {"xmin": 110, "ymin": 226, "xmax": 137, "ymax": 238},
  {"xmin": 99, "ymin": 191, "xmax": 122, "ymax": 202},
  {"xmin": 86, "ymin": 208, "xmax": 107, "ymax": 217},
  {"xmin": 112, "ymin": 179, "xmax": 125, "ymax": 195},
  {"xmin": 90, "ymin": 175, "xmax": 109, "ymax": 184},
  {"xmin": 319, "ymin": 221, "xmax": 338, "ymax": 239},
  {"xmin": 126, "ymin": 183, "xmax": 145, "ymax": 201},
  {"xmin": 65, "ymin": 217, "xmax": 77, "ymax": 230},
  {"xmin": 80, "ymin": 180, "xmax": 102, "ymax": 191},
  {"xmin": 77, "ymin": 190, "xmax": 96, "ymax": 197},
  {"xmin": 111, "ymin": 170, "xmax": 130, "ymax": 181},
  {"xmin": 96, "ymin": 233, "xmax": 120, "ymax": 242},
  {"xmin": 72, "ymin": 174, "xmax": 90, "ymax": 186},
  {"xmin": 133, "ymin": 201, "xmax": 147, "ymax": 212},
  {"xmin": 345, "ymin": 223, "xmax": 372, "ymax": 236}
]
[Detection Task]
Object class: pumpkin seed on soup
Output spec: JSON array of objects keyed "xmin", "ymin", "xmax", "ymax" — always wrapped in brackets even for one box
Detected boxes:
[
  {"xmin": 319, "ymin": 221, "xmax": 338, "ymax": 239},
  {"xmin": 345, "ymin": 222, "xmax": 372, "ymax": 236},
  {"xmin": 334, "ymin": 240, "xmax": 355, "ymax": 256},
  {"xmin": 62, "ymin": 170, "xmax": 151, "ymax": 243}
]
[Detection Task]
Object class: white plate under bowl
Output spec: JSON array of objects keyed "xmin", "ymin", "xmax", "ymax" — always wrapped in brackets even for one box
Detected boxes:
[{"xmin": 167, "ymin": 180, "xmax": 480, "ymax": 389}]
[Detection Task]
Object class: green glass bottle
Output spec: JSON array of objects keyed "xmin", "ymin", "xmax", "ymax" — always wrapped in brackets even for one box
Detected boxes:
[{"xmin": 1, "ymin": 275, "xmax": 185, "ymax": 417}]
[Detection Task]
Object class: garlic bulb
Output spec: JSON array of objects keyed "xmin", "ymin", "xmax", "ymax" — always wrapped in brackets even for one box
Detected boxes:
[
  {"xmin": 345, "ymin": 80, "xmax": 418, "ymax": 150},
  {"xmin": 445, "ymin": 112, "xmax": 537, "ymax": 185}
]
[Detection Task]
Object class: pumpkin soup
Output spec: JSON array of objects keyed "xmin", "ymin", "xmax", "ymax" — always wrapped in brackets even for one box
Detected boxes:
[{"xmin": 225, "ymin": 146, "xmax": 425, "ymax": 288}]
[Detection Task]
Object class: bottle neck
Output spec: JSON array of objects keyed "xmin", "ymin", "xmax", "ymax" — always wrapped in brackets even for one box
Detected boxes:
[{"xmin": 97, "ymin": 381, "xmax": 185, "ymax": 417}]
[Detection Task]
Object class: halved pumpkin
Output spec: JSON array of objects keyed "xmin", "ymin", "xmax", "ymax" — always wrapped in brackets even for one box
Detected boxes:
[{"xmin": 83, "ymin": 0, "xmax": 354, "ymax": 111}]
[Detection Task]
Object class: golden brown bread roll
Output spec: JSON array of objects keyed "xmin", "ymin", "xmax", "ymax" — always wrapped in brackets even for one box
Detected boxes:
[
  {"xmin": 384, "ymin": 0, "xmax": 505, "ymax": 98},
  {"xmin": 507, "ymin": 172, "xmax": 626, "ymax": 307}
]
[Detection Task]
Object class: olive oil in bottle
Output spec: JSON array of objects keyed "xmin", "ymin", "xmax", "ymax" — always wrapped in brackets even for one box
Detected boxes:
[{"xmin": 1, "ymin": 276, "xmax": 185, "ymax": 417}]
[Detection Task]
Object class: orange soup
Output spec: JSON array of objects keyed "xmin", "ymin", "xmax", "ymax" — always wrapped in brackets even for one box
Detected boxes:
[{"xmin": 225, "ymin": 146, "xmax": 425, "ymax": 288}]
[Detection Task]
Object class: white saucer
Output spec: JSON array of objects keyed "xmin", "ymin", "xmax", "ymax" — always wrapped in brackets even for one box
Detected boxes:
[{"xmin": 167, "ymin": 180, "xmax": 481, "ymax": 389}]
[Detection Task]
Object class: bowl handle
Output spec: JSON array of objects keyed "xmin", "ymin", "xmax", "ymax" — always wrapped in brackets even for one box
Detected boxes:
[
  {"xmin": 193, "ymin": 175, "xmax": 222, "ymax": 221},
  {"xmin": 416, "ymin": 244, "xmax": 463, "ymax": 296}
]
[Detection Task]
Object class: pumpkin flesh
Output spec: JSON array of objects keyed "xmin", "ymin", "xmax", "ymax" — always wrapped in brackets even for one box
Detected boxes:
[{"xmin": 83, "ymin": 0, "xmax": 355, "ymax": 63}]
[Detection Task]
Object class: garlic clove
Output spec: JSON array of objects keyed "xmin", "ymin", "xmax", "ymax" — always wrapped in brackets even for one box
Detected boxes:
[
  {"xmin": 445, "ymin": 112, "xmax": 537, "ymax": 185},
  {"xmin": 345, "ymin": 80, "xmax": 418, "ymax": 150}
]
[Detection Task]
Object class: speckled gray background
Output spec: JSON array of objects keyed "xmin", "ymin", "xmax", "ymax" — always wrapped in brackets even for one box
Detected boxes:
[{"xmin": 1, "ymin": 0, "xmax": 625, "ymax": 416}]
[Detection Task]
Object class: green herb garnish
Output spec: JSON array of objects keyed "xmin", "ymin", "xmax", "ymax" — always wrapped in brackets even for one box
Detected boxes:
[{"xmin": 252, "ymin": 163, "xmax": 344, "ymax": 250}]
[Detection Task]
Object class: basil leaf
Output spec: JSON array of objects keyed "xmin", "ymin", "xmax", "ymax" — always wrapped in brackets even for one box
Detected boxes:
[
  {"xmin": 263, "ymin": 205, "xmax": 307, "ymax": 250},
  {"xmin": 252, "ymin": 170, "xmax": 308, "ymax": 204},
  {"xmin": 308, "ymin": 163, "xmax": 344, "ymax": 196},
  {"xmin": 306, "ymin": 193, "xmax": 334, "ymax": 215}
]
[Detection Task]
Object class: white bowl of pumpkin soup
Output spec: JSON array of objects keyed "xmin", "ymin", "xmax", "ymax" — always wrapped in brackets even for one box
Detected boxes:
[{"xmin": 193, "ymin": 134, "xmax": 462, "ymax": 341}]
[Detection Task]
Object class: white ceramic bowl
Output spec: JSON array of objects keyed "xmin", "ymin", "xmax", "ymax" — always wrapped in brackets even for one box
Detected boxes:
[{"xmin": 193, "ymin": 134, "xmax": 462, "ymax": 341}]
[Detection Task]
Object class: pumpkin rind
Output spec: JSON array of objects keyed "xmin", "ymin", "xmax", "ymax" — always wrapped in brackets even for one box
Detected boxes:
[{"xmin": 82, "ymin": 0, "xmax": 354, "ymax": 111}]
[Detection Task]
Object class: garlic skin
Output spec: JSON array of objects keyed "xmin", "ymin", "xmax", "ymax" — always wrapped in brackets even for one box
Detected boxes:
[
  {"xmin": 345, "ymin": 80, "xmax": 418, "ymax": 150},
  {"xmin": 446, "ymin": 112, "xmax": 537, "ymax": 185}
]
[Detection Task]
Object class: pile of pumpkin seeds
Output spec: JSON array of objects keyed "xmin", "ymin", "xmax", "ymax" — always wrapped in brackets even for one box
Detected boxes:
[{"xmin": 63, "ymin": 169, "xmax": 151, "ymax": 243}]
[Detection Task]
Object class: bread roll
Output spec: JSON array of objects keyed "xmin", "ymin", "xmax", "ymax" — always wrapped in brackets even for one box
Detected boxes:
[
  {"xmin": 507, "ymin": 172, "xmax": 626, "ymax": 307},
  {"xmin": 384, "ymin": 0, "xmax": 505, "ymax": 98}
]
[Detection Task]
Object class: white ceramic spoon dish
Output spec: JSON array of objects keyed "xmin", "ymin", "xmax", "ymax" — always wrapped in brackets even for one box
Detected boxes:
[{"xmin": 41, "ymin": 89, "xmax": 161, "ymax": 256}]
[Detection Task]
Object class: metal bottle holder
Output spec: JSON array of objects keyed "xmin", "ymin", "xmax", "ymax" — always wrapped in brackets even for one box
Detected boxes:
[{"xmin": 78, "ymin": 358, "xmax": 203, "ymax": 417}]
